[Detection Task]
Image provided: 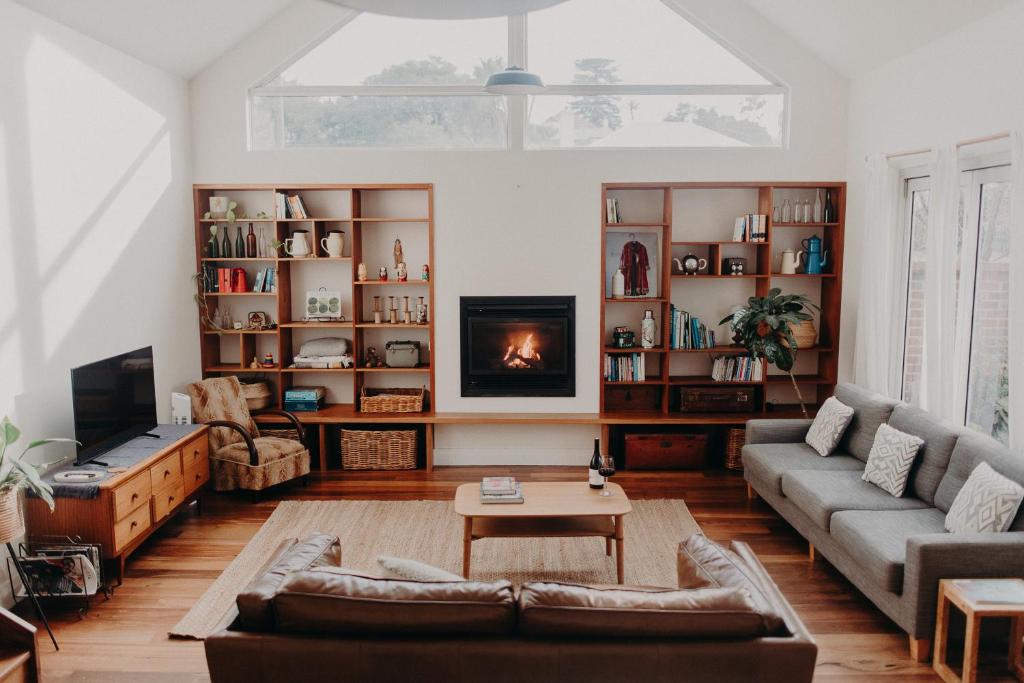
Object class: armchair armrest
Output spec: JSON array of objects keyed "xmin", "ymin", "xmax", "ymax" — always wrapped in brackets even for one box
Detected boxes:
[
  {"xmin": 254, "ymin": 409, "xmax": 305, "ymax": 442},
  {"xmin": 903, "ymin": 532, "xmax": 1024, "ymax": 638},
  {"xmin": 205, "ymin": 420, "xmax": 259, "ymax": 467},
  {"xmin": 745, "ymin": 419, "xmax": 814, "ymax": 445}
]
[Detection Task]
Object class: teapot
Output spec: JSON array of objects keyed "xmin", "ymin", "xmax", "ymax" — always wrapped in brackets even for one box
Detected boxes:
[
  {"xmin": 800, "ymin": 235, "xmax": 828, "ymax": 274},
  {"xmin": 673, "ymin": 254, "xmax": 707, "ymax": 276},
  {"xmin": 779, "ymin": 249, "xmax": 799, "ymax": 275},
  {"xmin": 284, "ymin": 230, "xmax": 311, "ymax": 258}
]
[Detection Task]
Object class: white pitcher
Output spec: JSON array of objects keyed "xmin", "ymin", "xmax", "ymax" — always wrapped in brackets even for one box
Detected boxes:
[
  {"xmin": 284, "ymin": 230, "xmax": 311, "ymax": 258},
  {"xmin": 779, "ymin": 249, "xmax": 799, "ymax": 275},
  {"xmin": 321, "ymin": 230, "xmax": 345, "ymax": 258}
]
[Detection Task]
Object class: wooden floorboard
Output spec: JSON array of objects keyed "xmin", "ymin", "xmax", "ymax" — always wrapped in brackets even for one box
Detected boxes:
[{"xmin": 14, "ymin": 467, "xmax": 1015, "ymax": 681}]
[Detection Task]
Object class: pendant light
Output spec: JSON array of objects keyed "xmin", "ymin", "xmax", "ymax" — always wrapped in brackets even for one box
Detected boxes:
[{"xmin": 484, "ymin": 66, "xmax": 545, "ymax": 94}]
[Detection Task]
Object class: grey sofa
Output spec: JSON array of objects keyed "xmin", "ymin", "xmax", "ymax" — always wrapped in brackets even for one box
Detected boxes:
[{"xmin": 742, "ymin": 383, "xmax": 1024, "ymax": 661}]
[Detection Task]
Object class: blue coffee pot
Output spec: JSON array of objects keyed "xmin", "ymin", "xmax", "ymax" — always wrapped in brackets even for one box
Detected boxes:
[{"xmin": 799, "ymin": 235, "xmax": 828, "ymax": 274}]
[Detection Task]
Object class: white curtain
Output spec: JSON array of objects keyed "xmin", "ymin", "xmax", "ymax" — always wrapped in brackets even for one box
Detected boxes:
[
  {"xmin": 853, "ymin": 154, "xmax": 902, "ymax": 396},
  {"xmin": 1009, "ymin": 131, "xmax": 1024, "ymax": 452}
]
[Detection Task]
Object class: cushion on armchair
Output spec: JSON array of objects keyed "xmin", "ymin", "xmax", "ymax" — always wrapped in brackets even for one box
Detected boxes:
[
  {"xmin": 215, "ymin": 437, "xmax": 308, "ymax": 465},
  {"xmin": 186, "ymin": 376, "xmax": 261, "ymax": 450}
]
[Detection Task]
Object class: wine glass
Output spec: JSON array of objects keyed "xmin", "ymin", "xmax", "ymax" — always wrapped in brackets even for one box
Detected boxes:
[{"xmin": 598, "ymin": 454, "xmax": 616, "ymax": 496}]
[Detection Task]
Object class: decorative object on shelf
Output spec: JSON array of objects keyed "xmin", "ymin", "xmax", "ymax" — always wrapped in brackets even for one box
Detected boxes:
[
  {"xmin": 220, "ymin": 308, "xmax": 233, "ymax": 329},
  {"xmin": 387, "ymin": 296, "xmax": 397, "ymax": 324},
  {"xmin": 393, "ymin": 238, "xmax": 404, "ymax": 268},
  {"xmin": 232, "ymin": 321, "xmax": 244, "ymax": 330},
  {"xmin": 800, "ymin": 235, "xmax": 828, "ymax": 274},
  {"xmin": 293, "ymin": 337, "xmax": 353, "ymax": 369},
  {"xmin": 416, "ymin": 297, "xmax": 428, "ymax": 324},
  {"xmin": 612, "ymin": 326, "xmax": 635, "ymax": 348},
  {"xmin": 722, "ymin": 257, "xmax": 746, "ymax": 275},
  {"xmin": 621, "ymin": 234, "xmax": 650, "ymax": 294},
  {"xmin": 372, "ymin": 296, "xmax": 383, "ymax": 324},
  {"xmin": 778, "ymin": 249, "xmax": 799, "ymax": 275},
  {"xmin": 823, "ymin": 188, "xmax": 837, "ymax": 223},
  {"xmin": 220, "ymin": 224, "xmax": 232, "ymax": 257},
  {"xmin": 340, "ymin": 429, "xmax": 416, "ymax": 471},
  {"xmin": 260, "ymin": 352, "xmax": 276, "ymax": 368},
  {"xmin": 397, "ymin": 262, "xmax": 408, "ymax": 282},
  {"xmin": 813, "ymin": 190, "xmax": 823, "ymax": 223},
  {"xmin": 680, "ymin": 386, "xmax": 756, "ymax": 413},
  {"xmin": 305, "ymin": 288, "xmax": 342, "ymax": 319},
  {"xmin": 207, "ymin": 196, "xmax": 236, "ymax": 221},
  {"xmin": 234, "ymin": 225, "xmax": 245, "ymax": 259},
  {"xmin": 258, "ymin": 226, "xmax": 268, "ymax": 258},
  {"xmin": 246, "ymin": 224, "xmax": 257, "ymax": 258},
  {"xmin": 231, "ymin": 267, "xmax": 247, "ymax": 292},
  {"xmin": 421, "ymin": 264, "xmax": 430, "ymax": 281},
  {"xmin": 357, "ymin": 262, "xmax": 368, "ymax": 281},
  {"xmin": 247, "ymin": 311, "xmax": 269, "ymax": 329},
  {"xmin": 284, "ymin": 230, "xmax": 311, "ymax": 258},
  {"xmin": 321, "ymin": 230, "xmax": 344, "ymax": 258},
  {"xmin": 385, "ymin": 340, "xmax": 421, "ymax": 368},
  {"xmin": 379, "ymin": 266, "xmax": 389, "ymax": 281},
  {"xmin": 772, "ymin": 204, "xmax": 781, "ymax": 223},
  {"xmin": 240, "ymin": 380, "xmax": 273, "ymax": 410},
  {"xmin": 207, "ymin": 225, "xmax": 220, "ymax": 258},
  {"xmin": 783, "ymin": 319, "xmax": 818, "ymax": 350},
  {"xmin": 606, "ymin": 230, "xmax": 659, "ymax": 298},
  {"xmin": 782, "ymin": 198, "xmax": 792, "ymax": 223},
  {"xmin": 611, "ymin": 268, "xmax": 625, "ymax": 299},
  {"xmin": 360, "ymin": 387, "xmax": 425, "ymax": 413},
  {"xmin": 720, "ymin": 288, "xmax": 820, "ymax": 417},
  {"xmin": 640, "ymin": 310, "xmax": 657, "ymax": 349},
  {"xmin": 402, "ymin": 295, "xmax": 412, "ymax": 324},
  {"xmin": 250, "ymin": 356, "xmax": 259, "ymax": 369},
  {"xmin": 724, "ymin": 427, "xmax": 745, "ymax": 470},
  {"xmin": 364, "ymin": 346, "xmax": 384, "ymax": 368},
  {"xmin": 673, "ymin": 254, "xmax": 707, "ymax": 276}
]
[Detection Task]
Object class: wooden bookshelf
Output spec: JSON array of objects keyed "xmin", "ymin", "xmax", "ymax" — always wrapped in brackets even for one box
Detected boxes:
[{"xmin": 599, "ymin": 181, "xmax": 845, "ymax": 422}]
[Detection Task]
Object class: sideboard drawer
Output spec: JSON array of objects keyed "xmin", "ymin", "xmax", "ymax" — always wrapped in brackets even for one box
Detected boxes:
[
  {"xmin": 181, "ymin": 436, "xmax": 209, "ymax": 470},
  {"xmin": 114, "ymin": 504, "xmax": 151, "ymax": 552},
  {"xmin": 150, "ymin": 451, "xmax": 183, "ymax": 491},
  {"xmin": 152, "ymin": 482, "xmax": 185, "ymax": 521},
  {"xmin": 112, "ymin": 472, "xmax": 152, "ymax": 521},
  {"xmin": 184, "ymin": 458, "xmax": 209, "ymax": 496}
]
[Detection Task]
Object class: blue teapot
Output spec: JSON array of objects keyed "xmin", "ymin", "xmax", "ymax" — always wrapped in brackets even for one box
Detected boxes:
[{"xmin": 799, "ymin": 235, "xmax": 828, "ymax": 274}]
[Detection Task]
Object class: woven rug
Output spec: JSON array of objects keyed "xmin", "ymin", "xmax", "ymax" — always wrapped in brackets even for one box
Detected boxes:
[{"xmin": 169, "ymin": 498, "xmax": 700, "ymax": 639}]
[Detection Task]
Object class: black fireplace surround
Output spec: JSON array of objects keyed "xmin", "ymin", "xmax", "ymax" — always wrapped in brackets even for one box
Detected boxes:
[{"xmin": 460, "ymin": 296, "xmax": 575, "ymax": 397}]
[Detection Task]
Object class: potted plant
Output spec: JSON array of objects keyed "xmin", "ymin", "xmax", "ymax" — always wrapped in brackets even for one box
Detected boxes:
[
  {"xmin": 720, "ymin": 288, "xmax": 820, "ymax": 418},
  {"xmin": 0, "ymin": 417, "xmax": 75, "ymax": 544}
]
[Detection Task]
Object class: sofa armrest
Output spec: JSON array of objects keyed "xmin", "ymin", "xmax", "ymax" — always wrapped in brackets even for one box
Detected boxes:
[
  {"xmin": 745, "ymin": 419, "xmax": 814, "ymax": 445},
  {"xmin": 903, "ymin": 532, "xmax": 1024, "ymax": 638}
]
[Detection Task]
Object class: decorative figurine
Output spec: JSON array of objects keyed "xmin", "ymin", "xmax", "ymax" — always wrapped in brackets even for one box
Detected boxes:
[
  {"xmin": 421, "ymin": 264, "xmax": 430, "ymax": 281},
  {"xmin": 260, "ymin": 352, "xmax": 275, "ymax": 368},
  {"xmin": 379, "ymin": 266, "xmax": 388, "ymax": 281},
  {"xmin": 611, "ymin": 268, "xmax": 625, "ymax": 299},
  {"xmin": 402, "ymin": 296, "xmax": 411, "ymax": 324},
  {"xmin": 393, "ymin": 238, "xmax": 404, "ymax": 268},
  {"xmin": 416, "ymin": 296, "xmax": 427, "ymax": 324},
  {"xmin": 372, "ymin": 296, "xmax": 383, "ymax": 324},
  {"xmin": 365, "ymin": 346, "xmax": 384, "ymax": 368},
  {"xmin": 641, "ymin": 310, "xmax": 657, "ymax": 349},
  {"xmin": 357, "ymin": 262, "xmax": 368, "ymax": 282},
  {"xmin": 396, "ymin": 262, "xmax": 408, "ymax": 282},
  {"xmin": 250, "ymin": 356, "xmax": 259, "ymax": 369}
]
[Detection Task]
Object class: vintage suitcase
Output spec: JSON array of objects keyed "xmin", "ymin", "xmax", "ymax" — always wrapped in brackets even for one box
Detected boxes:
[
  {"xmin": 625, "ymin": 433, "xmax": 709, "ymax": 470},
  {"xmin": 604, "ymin": 386, "xmax": 660, "ymax": 412},
  {"xmin": 385, "ymin": 341, "xmax": 421, "ymax": 368},
  {"xmin": 679, "ymin": 387, "xmax": 756, "ymax": 413}
]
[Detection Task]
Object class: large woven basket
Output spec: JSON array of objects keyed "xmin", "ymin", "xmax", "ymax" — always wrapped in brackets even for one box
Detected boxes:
[
  {"xmin": 0, "ymin": 487, "xmax": 25, "ymax": 545},
  {"xmin": 360, "ymin": 387, "xmax": 425, "ymax": 413},
  {"xmin": 725, "ymin": 427, "xmax": 745, "ymax": 471},
  {"xmin": 341, "ymin": 429, "xmax": 417, "ymax": 470}
]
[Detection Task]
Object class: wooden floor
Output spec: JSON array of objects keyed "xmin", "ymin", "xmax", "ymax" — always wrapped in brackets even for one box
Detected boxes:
[{"xmin": 15, "ymin": 467, "xmax": 1016, "ymax": 682}]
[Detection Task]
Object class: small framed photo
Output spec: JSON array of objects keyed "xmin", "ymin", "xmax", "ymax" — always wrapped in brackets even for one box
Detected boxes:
[{"xmin": 247, "ymin": 311, "xmax": 269, "ymax": 329}]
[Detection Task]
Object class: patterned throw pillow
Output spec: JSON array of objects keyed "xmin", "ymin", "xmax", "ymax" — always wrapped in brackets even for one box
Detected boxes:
[
  {"xmin": 945, "ymin": 462, "xmax": 1024, "ymax": 533},
  {"xmin": 805, "ymin": 396, "xmax": 856, "ymax": 457},
  {"xmin": 862, "ymin": 424, "xmax": 924, "ymax": 497}
]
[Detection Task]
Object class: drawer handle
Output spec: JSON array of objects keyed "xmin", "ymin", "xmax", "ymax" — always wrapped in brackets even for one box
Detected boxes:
[
  {"xmin": 195, "ymin": 473, "xmax": 201, "ymax": 481},
  {"xmin": 130, "ymin": 521, "xmax": 138, "ymax": 529},
  {"xmin": 168, "ymin": 495, "xmax": 175, "ymax": 503},
  {"xmin": 131, "ymin": 493, "xmax": 139, "ymax": 502},
  {"xmin": 164, "ymin": 470, "xmax": 171, "ymax": 478}
]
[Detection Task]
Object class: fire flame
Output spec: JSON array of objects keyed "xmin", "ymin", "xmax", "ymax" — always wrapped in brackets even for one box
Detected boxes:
[{"xmin": 503, "ymin": 333, "xmax": 542, "ymax": 369}]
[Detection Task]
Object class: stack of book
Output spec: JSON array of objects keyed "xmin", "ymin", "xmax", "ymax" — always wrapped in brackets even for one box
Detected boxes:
[
  {"xmin": 603, "ymin": 352, "xmax": 646, "ymax": 382},
  {"xmin": 284, "ymin": 386, "xmax": 325, "ymax": 412},
  {"xmin": 711, "ymin": 355, "xmax": 763, "ymax": 382},
  {"xmin": 480, "ymin": 477, "xmax": 524, "ymax": 504},
  {"xmin": 605, "ymin": 197, "xmax": 622, "ymax": 223},
  {"xmin": 669, "ymin": 305, "xmax": 717, "ymax": 349},
  {"xmin": 733, "ymin": 214, "xmax": 767, "ymax": 242},
  {"xmin": 275, "ymin": 192, "xmax": 310, "ymax": 219}
]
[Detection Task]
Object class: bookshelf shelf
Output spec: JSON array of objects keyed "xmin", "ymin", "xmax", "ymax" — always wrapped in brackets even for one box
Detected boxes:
[
  {"xmin": 356, "ymin": 217, "xmax": 430, "ymax": 223},
  {"xmin": 202, "ymin": 329, "xmax": 278, "ymax": 336},
  {"xmin": 204, "ymin": 365, "xmax": 280, "ymax": 373},
  {"xmin": 604, "ymin": 298, "xmax": 667, "ymax": 304},
  {"xmin": 356, "ymin": 323, "xmax": 431, "ymax": 329},
  {"xmin": 199, "ymin": 218, "xmax": 276, "ymax": 223},
  {"xmin": 281, "ymin": 368, "xmax": 355, "ymax": 374},
  {"xmin": 671, "ymin": 274, "xmax": 766, "ymax": 279},
  {"xmin": 357, "ymin": 366, "xmax": 431, "ymax": 373},
  {"xmin": 603, "ymin": 346, "xmax": 664, "ymax": 354},
  {"xmin": 203, "ymin": 292, "xmax": 277, "ymax": 297},
  {"xmin": 354, "ymin": 280, "xmax": 429, "ymax": 286},
  {"xmin": 604, "ymin": 222, "xmax": 668, "ymax": 228},
  {"xmin": 668, "ymin": 376, "xmax": 761, "ymax": 386},
  {"xmin": 279, "ymin": 322, "xmax": 354, "ymax": 329},
  {"xmin": 773, "ymin": 222, "xmax": 840, "ymax": 228},
  {"xmin": 770, "ymin": 273, "xmax": 837, "ymax": 278},
  {"xmin": 201, "ymin": 257, "xmax": 279, "ymax": 263}
]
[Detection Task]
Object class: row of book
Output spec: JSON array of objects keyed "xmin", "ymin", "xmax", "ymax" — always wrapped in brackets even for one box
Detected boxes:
[
  {"xmin": 605, "ymin": 197, "xmax": 623, "ymax": 223},
  {"xmin": 733, "ymin": 214, "xmax": 768, "ymax": 242},
  {"xmin": 604, "ymin": 353, "xmax": 647, "ymax": 382},
  {"xmin": 276, "ymin": 192, "xmax": 311, "ymax": 219},
  {"xmin": 283, "ymin": 386, "xmax": 325, "ymax": 412},
  {"xmin": 480, "ymin": 477, "xmax": 524, "ymax": 504},
  {"xmin": 711, "ymin": 355, "xmax": 763, "ymax": 382},
  {"xmin": 669, "ymin": 306, "xmax": 718, "ymax": 350},
  {"xmin": 203, "ymin": 265, "xmax": 277, "ymax": 293}
]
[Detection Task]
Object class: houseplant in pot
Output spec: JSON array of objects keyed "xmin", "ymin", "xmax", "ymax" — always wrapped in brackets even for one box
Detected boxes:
[
  {"xmin": 0, "ymin": 416, "xmax": 74, "ymax": 543},
  {"xmin": 720, "ymin": 288, "xmax": 820, "ymax": 418}
]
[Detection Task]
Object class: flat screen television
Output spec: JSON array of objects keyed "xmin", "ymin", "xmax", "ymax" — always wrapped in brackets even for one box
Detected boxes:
[{"xmin": 71, "ymin": 346, "xmax": 157, "ymax": 465}]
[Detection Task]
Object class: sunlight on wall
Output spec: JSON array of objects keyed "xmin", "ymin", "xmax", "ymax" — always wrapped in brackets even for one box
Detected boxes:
[{"xmin": 0, "ymin": 123, "xmax": 21, "ymax": 418}]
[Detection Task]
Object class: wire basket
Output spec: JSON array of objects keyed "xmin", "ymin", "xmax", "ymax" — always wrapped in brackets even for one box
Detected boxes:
[
  {"xmin": 341, "ymin": 429, "xmax": 417, "ymax": 470},
  {"xmin": 359, "ymin": 387, "xmax": 425, "ymax": 413},
  {"xmin": 725, "ymin": 428, "xmax": 745, "ymax": 471}
]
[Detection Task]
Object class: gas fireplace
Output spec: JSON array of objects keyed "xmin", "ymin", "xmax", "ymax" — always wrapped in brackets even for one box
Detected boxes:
[{"xmin": 460, "ymin": 296, "xmax": 575, "ymax": 397}]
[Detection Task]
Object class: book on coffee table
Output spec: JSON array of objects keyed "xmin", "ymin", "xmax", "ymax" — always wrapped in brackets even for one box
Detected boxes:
[{"xmin": 480, "ymin": 479, "xmax": 524, "ymax": 504}]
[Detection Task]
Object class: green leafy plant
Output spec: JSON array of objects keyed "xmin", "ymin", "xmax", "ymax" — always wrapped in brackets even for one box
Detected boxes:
[
  {"xmin": 0, "ymin": 417, "xmax": 77, "ymax": 511},
  {"xmin": 720, "ymin": 288, "xmax": 820, "ymax": 417},
  {"xmin": 192, "ymin": 272, "xmax": 221, "ymax": 332},
  {"xmin": 204, "ymin": 200, "xmax": 239, "ymax": 222}
]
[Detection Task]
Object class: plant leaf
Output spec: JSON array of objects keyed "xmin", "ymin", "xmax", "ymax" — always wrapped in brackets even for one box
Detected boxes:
[{"xmin": 12, "ymin": 458, "xmax": 54, "ymax": 511}]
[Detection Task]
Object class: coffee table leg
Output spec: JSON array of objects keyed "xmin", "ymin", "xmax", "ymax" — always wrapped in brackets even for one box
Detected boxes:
[
  {"xmin": 614, "ymin": 515, "xmax": 624, "ymax": 584},
  {"xmin": 462, "ymin": 516, "xmax": 473, "ymax": 578}
]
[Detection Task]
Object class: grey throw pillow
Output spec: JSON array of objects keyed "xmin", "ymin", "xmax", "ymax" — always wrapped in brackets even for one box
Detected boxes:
[
  {"xmin": 862, "ymin": 423, "xmax": 924, "ymax": 497},
  {"xmin": 805, "ymin": 396, "xmax": 855, "ymax": 456},
  {"xmin": 945, "ymin": 462, "xmax": 1024, "ymax": 533},
  {"xmin": 376, "ymin": 555, "xmax": 464, "ymax": 581}
]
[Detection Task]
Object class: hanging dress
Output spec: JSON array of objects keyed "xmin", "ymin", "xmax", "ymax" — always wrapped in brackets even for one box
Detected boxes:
[{"xmin": 619, "ymin": 240, "xmax": 650, "ymax": 296}]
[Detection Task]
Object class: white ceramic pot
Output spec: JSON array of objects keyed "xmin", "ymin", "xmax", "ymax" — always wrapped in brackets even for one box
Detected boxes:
[{"xmin": 209, "ymin": 196, "xmax": 229, "ymax": 219}]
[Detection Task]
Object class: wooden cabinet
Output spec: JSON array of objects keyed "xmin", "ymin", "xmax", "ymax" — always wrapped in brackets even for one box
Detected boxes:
[{"xmin": 24, "ymin": 426, "xmax": 209, "ymax": 582}]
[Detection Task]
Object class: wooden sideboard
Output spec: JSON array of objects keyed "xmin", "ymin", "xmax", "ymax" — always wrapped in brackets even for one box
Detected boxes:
[{"xmin": 24, "ymin": 427, "xmax": 210, "ymax": 583}]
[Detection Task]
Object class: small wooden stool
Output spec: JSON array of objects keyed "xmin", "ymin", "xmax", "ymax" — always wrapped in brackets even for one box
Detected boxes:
[{"xmin": 934, "ymin": 578, "xmax": 1024, "ymax": 683}]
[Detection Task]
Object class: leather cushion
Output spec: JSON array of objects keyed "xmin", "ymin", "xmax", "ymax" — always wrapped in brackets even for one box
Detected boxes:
[
  {"xmin": 517, "ymin": 581, "xmax": 768, "ymax": 638},
  {"xmin": 236, "ymin": 532, "xmax": 342, "ymax": 630},
  {"xmin": 272, "ymin": 570, "xmax": 515, "ymax": 636}
]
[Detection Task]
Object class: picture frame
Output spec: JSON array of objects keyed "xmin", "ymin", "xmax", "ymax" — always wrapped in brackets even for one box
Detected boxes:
[
  {"xmin": 247, "ymin": 311, "xmax": 269, "ymax": 329},
  {"xmin": 305, "ymin": 288, "xmax": 342, "ymax": 319}
]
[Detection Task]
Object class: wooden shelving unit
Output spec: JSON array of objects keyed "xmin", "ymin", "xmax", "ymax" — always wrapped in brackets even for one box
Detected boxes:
[{"xmin": 599, "ymin": 181, "xmax": 845, "ymax": 424}]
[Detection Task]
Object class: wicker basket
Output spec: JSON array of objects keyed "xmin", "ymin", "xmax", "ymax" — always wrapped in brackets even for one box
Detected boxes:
[
  {"xmin": 240, "ymin": 381, "xmax": 273, "ymax": 410},
  {"xmin": 0, "ymin": 487, "xmax": 25, "ymax": 545},
  {"xmin": 724, "ymin": 427, "xmax": 745, "ymax": 471},
  {"xmin": 341, "ymin": 429, "xmax": 417, "ymax": 470},
  {"xmin": 360, "ymin": 387, "xmax": 425, "ymax": 413},
  {"xmin": 259, "ymin": 427, "xmax": 300, "ymax": 441}
]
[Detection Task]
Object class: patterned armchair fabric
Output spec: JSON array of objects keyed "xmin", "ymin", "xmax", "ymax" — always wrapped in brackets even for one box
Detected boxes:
[{"xmin": 186, "ymin": 377, "xmax": 310, "ymax": 492}]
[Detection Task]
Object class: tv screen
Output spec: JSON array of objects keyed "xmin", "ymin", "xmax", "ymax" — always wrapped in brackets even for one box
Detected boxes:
[{"xmin": 71, "ymin": 346, "xmax": 157, "ymax": 464}]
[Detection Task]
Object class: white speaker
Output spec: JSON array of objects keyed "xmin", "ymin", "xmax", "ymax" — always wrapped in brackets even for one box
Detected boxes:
[{"xmin": 171, "ymin": 392, "xmax": 192, "ymax": 425}]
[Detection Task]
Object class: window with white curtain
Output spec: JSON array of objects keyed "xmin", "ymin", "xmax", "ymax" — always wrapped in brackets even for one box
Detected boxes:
[
  {"xmin": 248, "ymin": 0, "xmax": 788, "ymax": 150},
  {"xmin": 897, "ymin": 163, "xmax": 1012, "ymax": 444}
]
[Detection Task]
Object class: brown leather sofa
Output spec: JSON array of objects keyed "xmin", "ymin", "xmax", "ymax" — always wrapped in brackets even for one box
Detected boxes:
[{"xmin": 204, "ymin": 534, "xmax": 817, "ymax": 683}]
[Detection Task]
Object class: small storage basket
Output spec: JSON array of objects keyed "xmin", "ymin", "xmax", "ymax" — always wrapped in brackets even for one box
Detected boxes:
[
  {"xmin": 359, "ymin": 387, "xmax": 425, "ymax": 413},
  {"xmin": 240, "ymin": 381, "xmax": 273, "ymax": 410},
  {"xmin": 725, "ymin": 427, "xmax": 745, "ymax": 471},
  {"xmin": 341, "ymin": 429, "xmax": 417, "ymax": 470}
]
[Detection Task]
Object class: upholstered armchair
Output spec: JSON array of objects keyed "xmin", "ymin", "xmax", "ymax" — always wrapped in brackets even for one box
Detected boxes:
[{"xmin": 186, "ymin": 377, "xmax": 310, "ymax": 492}]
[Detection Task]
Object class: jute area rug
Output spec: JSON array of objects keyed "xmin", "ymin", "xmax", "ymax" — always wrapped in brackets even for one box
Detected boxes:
[{"xmin": 170, "ymin": 498, "xmax": 700, "ymax": 640}]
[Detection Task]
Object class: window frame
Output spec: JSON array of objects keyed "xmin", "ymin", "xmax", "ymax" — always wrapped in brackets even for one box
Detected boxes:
[
  {"xmin": 896, "ymin": 172, "xmax": 930, "ymax": 405},
  {"xmin": 248, "ymin": 2, "xmax": 790, "ymax": 151}
]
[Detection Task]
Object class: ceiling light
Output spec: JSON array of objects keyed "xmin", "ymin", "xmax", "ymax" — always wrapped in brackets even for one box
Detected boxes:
[
  {"xmin": 328, "ymin": 1, "xmax": 567, "ymax": 20},
  {"xmin": 484, "ymin": 66, "xmax": 545, "ymax": 94}
]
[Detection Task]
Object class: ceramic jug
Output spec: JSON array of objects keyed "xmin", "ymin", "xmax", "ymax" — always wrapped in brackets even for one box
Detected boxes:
[
  {"xmin": 284, "ymin": 230, "xmax": 311, "ymax": 258},
  {"xmin": 800, "ymin": 235, "xmax": 828, "ymax": 274},
  {"xmin": 321, "ymin": 230, "xmax": 345, "ymax": 258},
  {"xmin": 779, "ymin": 249, "xmax": 799, "ymax": 275}
]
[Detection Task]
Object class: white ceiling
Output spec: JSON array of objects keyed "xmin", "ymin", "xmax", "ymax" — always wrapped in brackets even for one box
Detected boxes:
[
  {"xmin": 14, "ymin": 0, "xmax": 294, "ymax": 79},
  {"xmin": 741, "ymin": 0, "xmax": 1018, "ymax": 77}
]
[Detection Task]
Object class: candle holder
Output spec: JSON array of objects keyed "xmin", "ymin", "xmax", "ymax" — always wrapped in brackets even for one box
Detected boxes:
[{"xmin": 372, "ymin": 296, "xmax": 382, "ymax": 324}]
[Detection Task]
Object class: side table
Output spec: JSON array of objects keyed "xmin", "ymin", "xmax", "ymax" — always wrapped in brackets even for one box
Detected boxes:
[{"xmin": 934, "ymin": 578, "xmax": 1024, "ymax": 683}]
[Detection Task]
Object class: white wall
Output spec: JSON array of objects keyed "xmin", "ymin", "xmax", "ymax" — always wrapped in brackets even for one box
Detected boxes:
[
  {"xmin": 0, "ymin": 0, "xmax": 197, "ymax": 602},
  {"xmin": 190, "ymin": 0, "xmax": 848, "ymax": 465},
  {"xmin": 842, "ymin": 0, "xmax": 1024, "ymax": 384}
]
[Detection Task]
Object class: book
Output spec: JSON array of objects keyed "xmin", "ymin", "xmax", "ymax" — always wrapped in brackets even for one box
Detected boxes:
[
  {"xmin": 481, "ymin": 476, "xmax": 518, "ymax": 496},
  {"xmin": 285, "ymin": 386, "xmax": 326, "ymax": 400},
  {"xmin": 253, "ymin": 269, "xmax": 265, "ymax": 292},
  {"xmin": 283, "ymin": 399, "xmax": 322, "ymax": 412},
  {"xmin": 480, "ymin": 483, "xmax": 524, "ymax": 504}
]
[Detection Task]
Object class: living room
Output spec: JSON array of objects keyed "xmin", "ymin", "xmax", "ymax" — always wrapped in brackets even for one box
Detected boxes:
[{"xmin": 0, "ymin": 0, "xmax": 1022, "ymax": 681}]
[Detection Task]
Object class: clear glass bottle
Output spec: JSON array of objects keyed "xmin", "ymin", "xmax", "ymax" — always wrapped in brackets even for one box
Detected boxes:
[
  {"xmin": 782, "ymin": 199, "xmax": 792, "ymax": 223},
  {"xmin": 813, "ymin": 190, "xmax": 823, "ymax": 223}
]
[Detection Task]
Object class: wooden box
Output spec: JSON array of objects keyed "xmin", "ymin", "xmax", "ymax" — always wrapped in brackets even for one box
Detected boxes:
[
  {"xmin": 604, "ymin": 386, "xmax": 660, "ymax": 412},
  {"xmin": 679, "ymin": 387, "xmax": 756, "ymax": 413},
  {"xmin": 625, "ymin": 433, "xmax": 709, "ymax": 470}
]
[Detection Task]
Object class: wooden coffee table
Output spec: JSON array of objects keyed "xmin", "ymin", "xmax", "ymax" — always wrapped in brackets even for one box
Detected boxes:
[
  {"xmin": 454, "ymin": 482, "xmax": 633, "ymax": 583},
  {"xmin": 934, "ymin": 578, "xmax": 1024, "ymax": 683}
]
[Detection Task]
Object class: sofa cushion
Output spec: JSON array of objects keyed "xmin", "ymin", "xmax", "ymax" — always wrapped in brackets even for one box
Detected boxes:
[
  {"xmin": 834, "ymin": 384, "xmax": 900, "ymax": 462},
  {"xmin": 517, "ymin": 582, "xmax": 769, "ymax": 638},
  {"xmin": 945, "ymin": 462, "xmax": 1024, "ymax": 533},
  {"xmin": 235, "ymin": 532, "xmax": 342, "ymax": 630},
  {"xmin": 272, "ymin": 570, "xmax": 515, "ymax": 636},
  {"xmin": 805, "ymin": 397, "xmax": 856, "ymax": 456},
  {"xmin": 861, "ymin": 423, "xmax": 924, "ymax": 497},
  {"xmin": 781, "ymin": 470, "xmax": 930, "ymax": 530},
  {"xmin": 935, "ymin": 431, "xmax": 1024, "ymax": 529},
  {"xmin": 888, "ymin": 404, "xmax": 961, "ymax": 505},
  {"xmin": 742, "ymin": 442, "xmax": 863, "ymax": 496},
  {"xmin": 830, "ymin": 508, "xmax": 946, "ymax": 593},
  {"xmin": 376, "ymin": 555, "xmax": 464, "ymax": 582}
]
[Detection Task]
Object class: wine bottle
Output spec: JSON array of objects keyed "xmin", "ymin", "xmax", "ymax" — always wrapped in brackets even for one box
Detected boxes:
[
  {"xmin": 246, "ymin": 224, "xmax": 257, "ymax": 258},
  {"xmin": 221, "ymin": 227, "xmax": 232, "ymax": 258},
  {"xmin": 235, "ymin": 225, "xmax": 245, "ymax": 259},
  {"xmin": 589, "ymin": 438, "xmax": 604, "ymax": 489},
  {"xmin": 824, "ymin": 190, "xmax": 836, "ymax": 223},
  {"xmin": 813, "ymin": 190, "xmax": 822, "ymax": 223}
]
